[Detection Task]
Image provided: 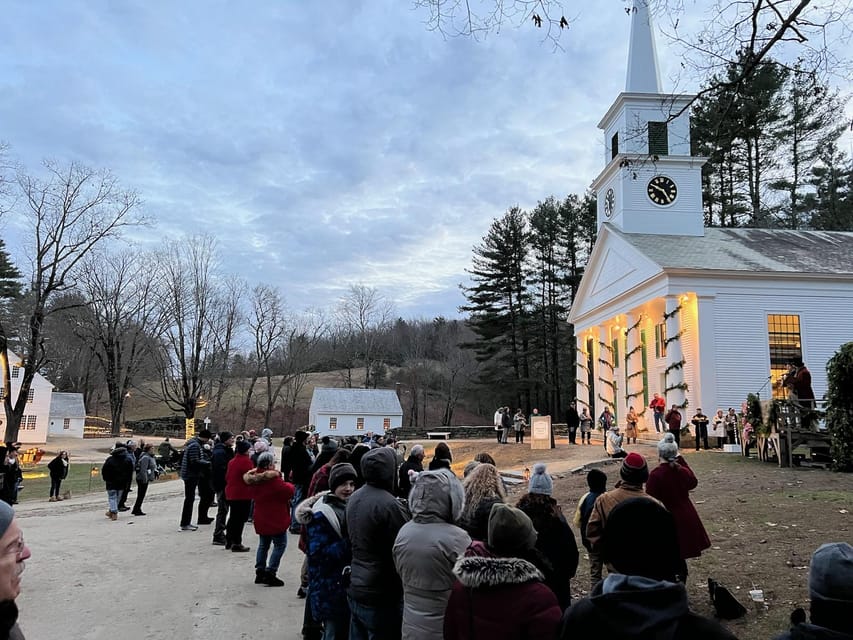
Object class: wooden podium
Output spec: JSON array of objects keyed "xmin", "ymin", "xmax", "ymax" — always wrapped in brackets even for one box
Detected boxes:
[{"xmin": 531, "ymin": 415, "xmax": 552, "ymax": 450}]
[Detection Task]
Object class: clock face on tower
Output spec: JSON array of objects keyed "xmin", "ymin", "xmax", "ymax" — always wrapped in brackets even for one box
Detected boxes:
[
  {"xmin": 603, "ymin": 188, "xmax": 615, "ymax": 217},
  {"xmin": 647, "ymin": 175, "xmax": 678, "ymax": 205}
]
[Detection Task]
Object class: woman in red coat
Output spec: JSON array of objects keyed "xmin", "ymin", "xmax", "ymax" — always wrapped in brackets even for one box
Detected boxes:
[
  {"xmin": 444, "ymin": 503, "xmax": 561, "ymax": 640},
  {"xmin": 224, "ymin": 439, "xmax": 255, "ymax": 551},
  {"xmin": 243, "ymin": 451, "xmax": 295, "ymax": 586},
  {"xmin": 646, "ymin": 433, "xmax": 710, "ymax": 579}
]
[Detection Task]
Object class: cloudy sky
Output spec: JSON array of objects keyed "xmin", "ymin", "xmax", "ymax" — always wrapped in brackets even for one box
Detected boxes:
[{"xmin": 2, "ymin": 1, "xmax": 843, "ymax": 319}]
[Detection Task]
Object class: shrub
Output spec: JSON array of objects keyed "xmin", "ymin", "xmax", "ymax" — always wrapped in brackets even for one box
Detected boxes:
[{"xmin": 826, "ymin": 342, "xmax": 853, "ymax": 472}]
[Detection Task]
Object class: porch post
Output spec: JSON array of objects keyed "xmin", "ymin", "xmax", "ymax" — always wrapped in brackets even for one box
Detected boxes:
[
  {"xmin": 598, "ymin": 325, "xmax": 615, "ymax": 417},
  {"xmin": 664, "ymin": 295, "xmax": 686, "ymax": 408},
  {"xmin": 624, "ymin": 312, "xmax": 644, "ymax": 425}
]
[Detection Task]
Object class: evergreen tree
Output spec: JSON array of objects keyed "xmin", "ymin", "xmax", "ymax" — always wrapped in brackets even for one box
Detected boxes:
[
  {"xmin": 460, "ymin": 206, "xmax": 532, "ymax": 410},
  {"xmin": 803, "ymin": 142, "xmax": 853, "ymax": 230},
  {"xmin": 0, "ymin": 239, "xmax": 21, "ymax": 301}
]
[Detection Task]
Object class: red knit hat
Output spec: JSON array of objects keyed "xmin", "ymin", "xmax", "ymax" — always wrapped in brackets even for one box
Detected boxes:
[{"xmin": 620, "ymin": 452, "xmax": 649, "ymax": 484}]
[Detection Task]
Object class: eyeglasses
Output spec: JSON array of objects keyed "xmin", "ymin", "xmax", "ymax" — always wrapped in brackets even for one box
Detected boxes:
[{"xmin": 7, "ymin": 536, "xmax": 27, "ymax": 562}]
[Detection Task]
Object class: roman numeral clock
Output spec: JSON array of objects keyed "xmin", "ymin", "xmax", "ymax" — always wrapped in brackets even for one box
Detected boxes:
[{"xmin": 647, "ymin": 175, "xmax": 677, "ymax": 205}]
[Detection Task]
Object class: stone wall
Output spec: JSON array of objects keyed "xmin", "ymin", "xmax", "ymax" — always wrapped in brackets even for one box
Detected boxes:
[{"xmin": 394, "ymin": 424, "xmax": 569, "ymax": 440}]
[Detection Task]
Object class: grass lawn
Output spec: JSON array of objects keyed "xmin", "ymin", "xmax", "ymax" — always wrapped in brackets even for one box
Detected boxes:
[{"xmin": 20, "ymin": 463, "xmax": 177, "ymax": 503}]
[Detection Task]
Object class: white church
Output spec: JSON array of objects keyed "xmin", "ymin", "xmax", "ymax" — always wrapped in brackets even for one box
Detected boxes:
[{"xmin": 569, "ymin": 0, "xmax": 853, "ymax": 427}]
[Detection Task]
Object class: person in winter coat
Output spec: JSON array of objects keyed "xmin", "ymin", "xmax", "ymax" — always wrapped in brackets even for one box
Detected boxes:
[
  {"xmin": 573, "ymin": 469, "xmax": 608, "ymax": 589},
  {"xmin": 606, "ymin": 425, "xmax": 627, "ymax": 458},
  {"xmin": 513, "ymin": 409, "xmax": 527, "ymax": 444},
  {"xmin": 516, "ymin": 463, "xmax": 579, "ymax": 610},
  {"xmin": 393, "ymin": 470, "xmax": 471, "ymax": 639},
  {"xmin": 710, "ymin": 410, "xmax": 727, "ymax": 449},
  {"xmin": 243, "ymin": 451, "xmax": 295, "ymax": 585},
  {"xmin": 131, "ymin": 444, "xmax": 158, "ymax": 516},
  {"xmin": 645, "ymin": 433, "xmax": 710, "ymax": 580},
  {"xmin": 210, "ymin": 431, "xmax": 235, "ymax": 545},
  {"xmin": 0, "ymin": 501, "xmax": 32, "ymax": 640},
  {"xmin": 117, "ymin": 441, "xmax": 137, "ymax": 511},
  {"xmin": 428, "ymin": 441, "xmax": 453, "ymax": 472},
  {"xmin": 775, "ymin": 542, "xmax": 853, "ymax": 640},
  {"xmin": 397, "ymin": 445, "xmax": 424, "ymax": 498},
  {"xmin": 179, "ymin": 429, "xmax": 213, "ymax": 531},
  {"xmin": 665, "ymin": 405, "xmax": 683, "ymax": 445},
  {"xmin": 566, "ymin": 401, "xmax": 580, "ymax": 445},
  {"xmin": 295, "ymin": 463, "xmax": 358, "ymax": 640},
  {"xmin": 586, "ymin": 453, "xmax": 660, "ymax": 585},
  {"xmin": 559, "ymin": 498, "xmax": 736, "ymax": 640},
  {"xmin": 625, "ymin": 407, "xmax": 639, "ymax": 444},
  {"xmin": 308, "ymin": 447, "xmax": 350, "ymax": 498},
  {"xmin": 346, "ymin": 446, "xmax": 411, "ymax": 640},
  {"xmin": 500, "ymin": 406, "xmax": 512, "ymax": 444},
  {"xmin": 579, "ymin": 408, "xmax": 593, "ymax": 444},
  {"xmin": 223, "ymin": 439, "xmax": 255, "ymax": 550},
  {"xmin": 101, "ymin": 445, "xmax": 134, "ymax": 521},
  {"xmin": 47, "ymin": 451, "xmax": 69, "ymax": 502},
  {"xmin": 459, "ymin": 463, "xmax": 506, "ymax": 542},
  {"xmin": 288, "ymin": 431, "xmax": 314, "ymax": 533},
  {"xmin": 444, "ymin": 503, "xmax": 562, "ymax": 640}
]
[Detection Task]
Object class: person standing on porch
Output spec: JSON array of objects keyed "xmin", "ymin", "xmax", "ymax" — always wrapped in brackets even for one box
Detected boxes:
[
  {"xmin": 711, "ymin": 410, "xmax": 726, "ymax": 449},
  {"xmin": 493, "ymin": 407, "xmax": 503, "ymax": 444},
  {"xmin": 649, "ymin": 393, "xmax": 666, "ymax": 433},
  {"xmin": 665, "ymin": 405, "xmax": 683, "ymax": 446},
  {"xmin": 579, "ymin": 408, "xmax": 593, "ymax": 445},
  {"xmin": 501, "ymin": 407, "xmax": 512, "ymax": 445},
  {"xmin": 691, "ymin": 409, "xmax": 710, "ymax": 451},
  {"xmin": 625, "ymin": 407, "xmax": 639, "ymax": 444},
  {"xmin": 513, "ymin": 409, "xmax": 527, "ymax": 444}
]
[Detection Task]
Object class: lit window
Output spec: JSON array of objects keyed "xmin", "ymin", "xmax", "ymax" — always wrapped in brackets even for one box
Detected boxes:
[
  {"xmin": 27, "ymin": 388, "xmax": 34, "ymax": 403},
  {"xmin": 655, "ymin": 323, "xmax": 667, "ymax": 358},
  {"xmin": 11, "ymin": 367, "xmax": 19, "ymax": 379},
  {"xmin": 22, "ymin": 415, "xmax": 36, "ymax": 430},
  {"xmin": 329, "ymin": 417, "xmax": 337, "ymax": 430},
  {"xmin": 63, "ymin": 418, "xmax": 70, "ymax": 430},
  {"xmin": 383, "ymin": 418, "xmax": 391, "ymax": 430},
  {"xmin": 356, "ymin": 417, "xmax": 364, "ymax": 431},
  {"xmin": 768, "ymin": 314, "xmax": 802, "ymax": 399}
]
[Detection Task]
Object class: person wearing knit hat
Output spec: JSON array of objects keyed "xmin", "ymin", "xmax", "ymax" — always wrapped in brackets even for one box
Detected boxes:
[
  {"xmin": 646, "ymin": 438, "xmax": 710, "ymax": 577},
  {"xmin": 517, "ymin": 464, "xmax": 580, "ymax": 610},
  {"xmin": 777, "ymin": 542, "xmax": 853, "ymax": 639},
  {"xmin": 527, "ymin": 462, "xmax": 553, "ymax": 496},
  {"xmin": 210, "ymin": 431, "xmax": 236, "ymax": 544},
  {"xmin": 223, "ymin": 437, "xmax": 256, "ymax": 551},
  {"xmin": 444, "ymin": 501, "xmax": 561, "ymax": 639},
  {"xmin": 294, "ymin": 463, "xmax": 358, "ymax": 638},
  {"xmin": 586, "ymin": 453, "xmax": 661, "ymax": 570},
  {"xmin": 0, "ymin": 501, "xmax": 31, "ymax": 639}
]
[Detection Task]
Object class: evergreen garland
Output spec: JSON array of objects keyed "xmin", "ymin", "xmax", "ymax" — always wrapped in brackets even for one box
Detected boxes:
[
  {"xmin": 598, "ymin": 341, "xmax": 613, "ymax": 354},
  {"xmin": 663, "ymin": 330, "xmax": 685, "ymax": 347},
  {"xmin": 662, "ymin": 303, "xmax": 683, "ymax": 322},
  {"xmin": 625, "ymin": 344, "xmax": 643, "ymax": 359},
  {"xmin": 599, "ymin": 378, "xmax": 616, "ymax": 390},
  {"xmin": 597, "ymin": 358, "xmax": 614, "ymax": 371},
  {"xmin": 664, "ymin": 359, "xmax": 686, "ymax": 375},
  {"xmin": 626, "ymin": 389, "xmax": 644, "ymax": 400},
  {"xmin": 664, "ymin": 382, "xmax": 689, "ymax": 393},
  {"xmin": 625, "ymin": 315, "xmax": 642, "ymax": 335},
  {"xmin": 626, "ymin": 369, "xmax": 645, "ymax": 380}
]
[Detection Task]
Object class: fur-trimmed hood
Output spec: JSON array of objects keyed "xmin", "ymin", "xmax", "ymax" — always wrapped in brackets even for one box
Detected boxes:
[
  {"xmin": 295, "ymin": 491, "xmax": 327, "ymax": 525},
  {"xmin": 243, "ymin": 468, "xmax": 280, "ymax": 485},
  {"xmin": 452, "ymin": 555, "xmax": 543, "ymax": 589}
]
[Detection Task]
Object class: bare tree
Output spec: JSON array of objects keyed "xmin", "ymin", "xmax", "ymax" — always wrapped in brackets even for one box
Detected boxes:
[
  {"xmin": 206, "ymin": 277, "xmax": 245, "ymax": 413},
  {"xmin": 154, "ymin": 234, "xmax": 221, "ymax": 421},
  {"xmin": 73, "ymin": 248, "xmax": 164, "ymax": 435},
  {"xmin": 336, "ymin": 284, "xmax": 394, "ymax": 389},
  {"xmin": 0, "ymin": 160, "xmax": 141, "ymax": 442}
]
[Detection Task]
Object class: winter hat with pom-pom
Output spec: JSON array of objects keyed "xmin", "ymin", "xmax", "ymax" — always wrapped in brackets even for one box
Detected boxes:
[{"xmin": 528, "ymin": 462, "xmax": 553, "ymax": 496}]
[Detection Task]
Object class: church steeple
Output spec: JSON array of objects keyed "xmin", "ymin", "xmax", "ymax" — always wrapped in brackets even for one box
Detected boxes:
[{"xmin": 625, "ymin": 0, "xmax": 662, "ymax": 93}]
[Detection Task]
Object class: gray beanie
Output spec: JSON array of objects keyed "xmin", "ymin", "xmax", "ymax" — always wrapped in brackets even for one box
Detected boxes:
[
  {"xmin": 0, "ymin": 501, "xmax": 14, "ymax": 538},
  {"xmin": 528, "ymin": 462, "xmax": 553, "ymax": 496},
  {"xmin": 329, "ymin": 463, "xmax": 358, "ymax": 492},
  {"xmin": 658, "ymin": 432, "xmax": 679, "ymax": 462},
  {"xmin": 809, "ymin": 542, "xmax": 853, "ymax": 604},
  {"xmin": 487, "ymin": 503, "xmax": 537, "ymax": 555}
]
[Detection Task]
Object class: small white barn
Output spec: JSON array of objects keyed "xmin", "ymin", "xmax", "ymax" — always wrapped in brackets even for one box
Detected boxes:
[
  {"xmin": 48, "ymin": 392, "xmax": 86, "ymax": 439},
  {"xmin": 1, "ymin": 351, "xmax": 54, "ymax": 444},
  {"xmin": 309, "ymin": 388, "xmax": 403, "ymax": 437},
  {"xmin": 569, "ymin": 1, "xmax": 853, "ymax": 427}
]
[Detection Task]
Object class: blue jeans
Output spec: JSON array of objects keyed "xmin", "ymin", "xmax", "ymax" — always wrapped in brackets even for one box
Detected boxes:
[
  {"xmin": 290, "ymin": 484, "xmax": 305, "ymax": 530},
  {"xmin": 107, "ymin": 489, "xmax": 121, "ymax": 512},
  {"xmin": 255, "ymin": 531, "xmax": 288, "ymax": 573},
  {"xmin": 323, "ymin": 615, "xmax": 349, "ymax": 640},
  {"xmin": 348, "ymin": 596, "xmax": 402, "ymax": 640},
  {"xmin": 653, "ymin": 411, "xmax": 664, "ymax": 432}
]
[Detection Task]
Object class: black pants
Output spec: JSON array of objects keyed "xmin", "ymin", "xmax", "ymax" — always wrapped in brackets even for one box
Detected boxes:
[
  {"xmin": 198, "ymin": 477, "xmax": 214, "ymax": 520},
  {"xmin": 226, "ymin": 500, "xmax": 251, "ymax": 546},
  {"xmin": 132, "ymin": 481, "xmax": 148, "ymax": 514},
  {"xmin": 119, "ymin": 482, "xmax": 131, "ymax": 508},
  {"xmin": 670, "ymin": 428, "xmax": 681, "ymax": 446},
  {"xmin": 695, "ymin": 424, "xmax": 709, "ymax": 450},
  {"xmin": 568, "ymin": 427, "xmax": 577, "ymax": 444},
  {"xmin": 716, "ymin": 437, "xmax": 725, "ymax": 449},
  {"xmin": 496, "ymin": 429, "xmax": 502, "ymax": 443},
  {"xmin": 515, "ymin": 430, "xmax": 524, "ymax": 443},
  {"xmin": 213, "ymin": 490, "xmax": 229, "ymax": 540},
  {"xmin": 180, "ymin": 477, "xmax": 199, "ymax": 527},
  {"xmin": 49, "ymin": 478, "xmax": 62, "ymax": 498}
]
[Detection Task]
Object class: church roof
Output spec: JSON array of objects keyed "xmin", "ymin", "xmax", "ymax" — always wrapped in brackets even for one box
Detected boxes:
[
  {"xmin": 612, "ymin": 226, "xmax": 853, "ymax": 275},
  {"xmin": 309, "ymin": 387, "xmax": 403, "ymax": 416}
]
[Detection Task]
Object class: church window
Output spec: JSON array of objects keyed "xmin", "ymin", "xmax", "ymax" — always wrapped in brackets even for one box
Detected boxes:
[
  {"xmin": 329, "ymin": 417, "xmax": 337, "ymax": 430},
  {"xmin": 63, "ymin": 418, "xmax": 70, "ymax": 430},
  {"xmin": 22, "ymin": 415, "xmax": 36, "ymax": 430},
  {"xmin": 11, "ymin": 367, "xmax": 19, "ymax": 379},
  {"xmin": 648, "ymin": 121, "xmax": 668, "ymax": 156},
  {"xmin": 356, "ymin": 417, "xmax": 365, "ymax": 430},
  {"xmin": 655, "ymin": 323, "xmax": 667, "ymax": 358},
  {"xmin": 27, "ymin": 388, "xmax": 34, "ymax": 403},
  {"xmin": 611, "ymin": 132, "xmax": 619, "ymax": 159},
  {"xmin": 767, "ymin": 314, "xmax": 802, "ymax": 399},
  {"xmin": 383, "ymin": 418, "xmax": 391, "ymax": 430}
]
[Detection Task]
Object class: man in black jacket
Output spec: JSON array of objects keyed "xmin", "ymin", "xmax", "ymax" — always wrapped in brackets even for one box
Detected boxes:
[
  {"xmin": 346, "ymin": 447, "xmax": 410, "ymax": 640},
  {"xmin": 210, "ymin": 431, "xmax": 235, "ymax": 545},
  {"xmin": 178, "ymin": 429, "xmax": 212, "ymax": 531},
  {"xmin": 288, "ymin": 431, "xmax": 314, "ymax": 533}
]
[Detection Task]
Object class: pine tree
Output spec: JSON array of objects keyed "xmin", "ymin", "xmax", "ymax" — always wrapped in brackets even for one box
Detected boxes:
[
  {"xmin": 0, "ymin": 239, "xmax": 22, "ymax": 301},
  {"xmin": 803, "ymin": 142, "xmax": 853, "ymax": 230}
]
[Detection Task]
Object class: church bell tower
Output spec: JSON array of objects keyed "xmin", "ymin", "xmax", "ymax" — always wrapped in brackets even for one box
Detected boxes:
[{"xmin": 591, "ymin": 0, "xmax": 706, "ymax": 236}]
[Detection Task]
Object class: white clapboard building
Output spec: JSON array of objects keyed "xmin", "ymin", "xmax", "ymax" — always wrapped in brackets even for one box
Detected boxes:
[
  {"xmin": 1, "ymin": 352, "xmax": 54, "ymax": 444},
  {"xmin": 309, "ymin": 387, "xmax": 403, "ymax": 437},
  {"xmin": 568, "ymin": 0, "xmax": 853, "ymax": 427},
  {"xmin": 48, "ymin": 392, "xmax": 87, "ymax": 439}
]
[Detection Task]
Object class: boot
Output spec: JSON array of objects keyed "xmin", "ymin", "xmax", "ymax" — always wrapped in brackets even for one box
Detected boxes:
[
  {"xmin": 105, "ymin": 510, "xmax": 112, "ymax": 519},
  {"xmin": 255, "ymin": 569, "xmax": 269, "ymax": 585},
  {"xmin": 109, "ymin": 511, "xmax": 118, "ymax": 521},
  {"xmin": 265, "ymin": 572, "xmax": 284, "ymax": 587},
  {"xmin": 49, "ymin": 496, "xmax": 57, "ymax": 502}
]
